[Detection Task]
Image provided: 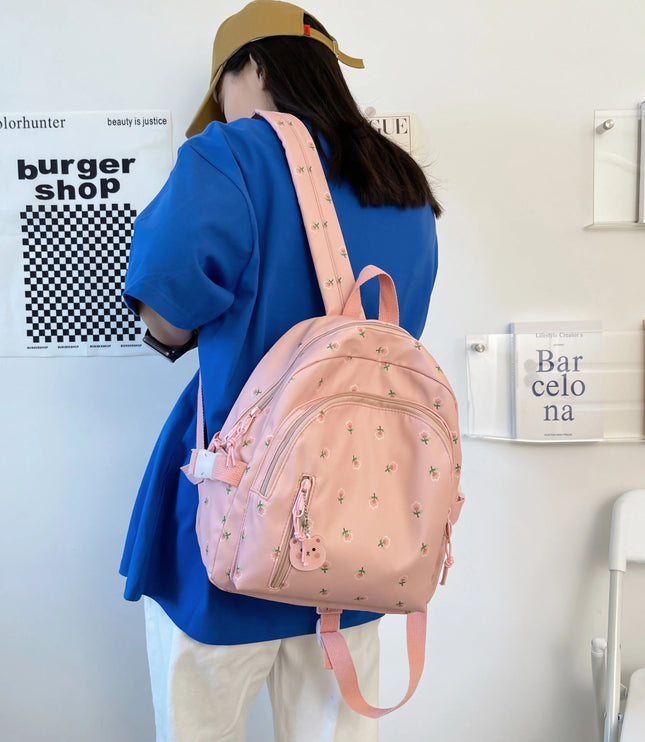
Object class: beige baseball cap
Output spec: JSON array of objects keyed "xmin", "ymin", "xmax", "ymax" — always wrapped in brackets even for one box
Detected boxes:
[{"xmin": 186, "ymin": 0, "xmax": 364, "ymax": 137}]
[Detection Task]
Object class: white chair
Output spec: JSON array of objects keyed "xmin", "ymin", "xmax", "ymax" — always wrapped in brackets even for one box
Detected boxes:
[{"xmin": 591, "ymin": 489, "xmax": 645, "ymax": 742}]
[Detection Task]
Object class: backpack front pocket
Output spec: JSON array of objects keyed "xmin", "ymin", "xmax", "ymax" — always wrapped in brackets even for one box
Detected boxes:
[{"xmin": 229, "ymin": 393, "xmax": 458, "ymax": 613}]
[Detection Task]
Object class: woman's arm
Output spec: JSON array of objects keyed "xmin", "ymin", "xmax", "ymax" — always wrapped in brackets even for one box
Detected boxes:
[{"xmin": 136, "ymin": 300, "xmax": 195, "ymax": 348}]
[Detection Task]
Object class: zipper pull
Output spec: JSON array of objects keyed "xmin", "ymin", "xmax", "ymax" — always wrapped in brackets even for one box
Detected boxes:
[
  {"xmin": 207, "ymin": 433, "xmax": 224, "ymax": 453},
  {"xmin": 289, "ymin": 476, "xmax": 325, "ymax": 573},
  {"xmin": 223, "ymin": 407, "xmax": 261, "ymax": 466},
  {"xmin": 440, "ymin": 521, "xmax": 455, "ymax": 586},
  {"xmin": 292, "ymin": 476, "xmax": 312, "ymax": 543}
]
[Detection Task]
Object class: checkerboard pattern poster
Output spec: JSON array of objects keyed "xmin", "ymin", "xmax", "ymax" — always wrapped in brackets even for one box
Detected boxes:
[{"xmin": 0, "ymin": 111, "xmax": 173, "ymax": 356}]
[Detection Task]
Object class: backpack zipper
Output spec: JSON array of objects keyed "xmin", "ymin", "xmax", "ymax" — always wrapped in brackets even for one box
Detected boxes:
[
  {"xmin": 269, "ymin": 475, "xmax": 314, "ymax": 589},
  {"xmin": 259, "ymin": 392, "xmax": 455, "ymax": 499},
  {"xmin": 222, "ymin": 319, "xmax": 456, "ymax": 444}
]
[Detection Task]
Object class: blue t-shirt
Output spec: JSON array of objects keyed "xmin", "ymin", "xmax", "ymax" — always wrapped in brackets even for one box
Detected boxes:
[{"xmin": 120, "ymin": 116, "xmax": 438, "ymax": 645}]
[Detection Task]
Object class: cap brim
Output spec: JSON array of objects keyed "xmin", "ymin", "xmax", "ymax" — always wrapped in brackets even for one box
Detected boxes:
[{"xmin": 186, "ymin": 75, "xmax": 225, "ymax": 138}]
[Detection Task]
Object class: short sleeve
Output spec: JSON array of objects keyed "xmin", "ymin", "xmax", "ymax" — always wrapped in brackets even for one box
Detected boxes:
[{"xmin": 123, "ymin": 139, "xmax": 253, "ymax": 330}]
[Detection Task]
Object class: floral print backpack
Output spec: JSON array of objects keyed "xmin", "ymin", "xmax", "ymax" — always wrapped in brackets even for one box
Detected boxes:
[{"xmin": 183, "ymin": 110, "xmax": 465, "ymax": 717}]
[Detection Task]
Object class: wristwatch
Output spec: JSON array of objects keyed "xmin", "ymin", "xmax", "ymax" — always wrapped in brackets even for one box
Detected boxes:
[{"xmin": 143, "ymin": 328, "xmax": 198, "ymax": 362}]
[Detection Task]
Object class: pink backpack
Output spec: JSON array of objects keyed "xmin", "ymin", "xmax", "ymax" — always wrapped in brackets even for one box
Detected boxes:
[{"xmin": 183, "ymin": 111, "xmax": 465, "ymax": 717}]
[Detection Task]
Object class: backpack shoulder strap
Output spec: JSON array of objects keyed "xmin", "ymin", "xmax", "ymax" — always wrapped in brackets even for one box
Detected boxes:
[
  {"xmin": 317, "ymin": 610, "xmax": 428, "ymax": 718},
  {"xmin": 254, "ymin": 110, "xmax": 357, "ymax": 317}
]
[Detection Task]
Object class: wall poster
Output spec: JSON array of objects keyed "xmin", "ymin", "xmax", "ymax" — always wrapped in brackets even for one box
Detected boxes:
[{"xmin": 0, "ymin": 110, "xmax": 173, "ymax": 357}]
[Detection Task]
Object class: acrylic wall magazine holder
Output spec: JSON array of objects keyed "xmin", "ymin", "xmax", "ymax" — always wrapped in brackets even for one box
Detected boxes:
[
  {"xmin": 591, "ymin": 102, "xmax": 645, "ymax": 228},
  {"xmin": 465, "ymin": 329, "xmax": 644, "ymax": 442}
]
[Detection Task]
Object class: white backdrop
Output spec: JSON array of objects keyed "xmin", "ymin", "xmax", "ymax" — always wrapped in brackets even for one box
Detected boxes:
[{"xmin": 1, "ymin": 1, "xmax": 644, "ymax": 741}]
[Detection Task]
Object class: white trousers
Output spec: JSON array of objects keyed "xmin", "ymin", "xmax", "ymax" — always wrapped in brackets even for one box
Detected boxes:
[{"xmin": 144, "ymin": 598, "xmax": 380, "ymax": 742}]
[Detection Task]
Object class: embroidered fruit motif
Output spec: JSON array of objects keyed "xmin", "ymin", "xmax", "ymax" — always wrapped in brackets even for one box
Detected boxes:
[
  {"xmin": 412, "ymin": 502, "xmax": 423, "ymax": 518},
  {"xmin": 375, "ymin": 426, "xmax": 385, "ymax": 440},
  {"xmin": 256, "ymin": 501, "xmax": 266, "ymax": 516},
  {"xmin": 420, "ymin": 542, "xmax": 429, "ymax": 556},
  {"xmin": 352, "ymin": 455, "xmax": 361, "ymax": 470},
  {"xmin": 337, "ymin": 488, "xmax": 346, "ymax": 504},
  {"xmin": 428, "ymin": 466, "xmax": 440, "ymax": 481},
  {"xmin": 327, "ymin": 340, "xmax": 340, "ymax": 351},
  {"xmin": 320, "ymin": 448, "xmax": 330, "ymax": 460},
  {"xmin": 398, "ymin": 575, "xmax": 408, "ymax": 587},
  {"xmin": 342, "ymin": 528, "xmax": 353, "ymax": 542},
  {"xmin": 271, "ymin": 548, "xmax": 281, "ymax": 561},
  {"xmin": 242, "ymin": 437, "xmax": 254, "ymax": 447},
  {"xmin": 316, "ymin": 410, "xmax": 326, "ymax": 423},
  {"xmin": 419, "ymin": 431, "xmax": 431, "ymax": 445},
  {"xmin": 385, "ymin": 462, "xmax": 398, "ymax": 474},
  {"xmin": 432, "ymin": 396, "xmax": 443, "ymax": 409},
  {"xmin": 346, "ymin": 421, "xmax": 354, "ymax": 434},
  {"xmin": 369, "ymin": 493, "xmax": 379, "ymax": 509},
  {"xmin": 376, "ymin": 345, "xmax": 389, "ymax": 356},
  {"xmin": 357, "ymin": 327, "xmax": 366, "ymax": 338},
  {"xmin": 319, "ymin": 588, "xmax": 329, "ymax": 596},
  {"xmin": 320, "ymin": 561, "xmax": 331, "ymax": 573},
  {"xmin": 378, "ymin": 536, "xmax": 391, "ymax": 549},
  {"xmin": 349, "ymin": 384, "xmax": 359, "ymax": 392},
  {"xmin": 355, "ymin": 567, "xmax": 367, "ymax": 579}
]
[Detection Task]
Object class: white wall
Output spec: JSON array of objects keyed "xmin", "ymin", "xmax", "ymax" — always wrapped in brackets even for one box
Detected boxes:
[{"xmin": 2, "ymin": 1, "xmax": 644, "ymax": 740}]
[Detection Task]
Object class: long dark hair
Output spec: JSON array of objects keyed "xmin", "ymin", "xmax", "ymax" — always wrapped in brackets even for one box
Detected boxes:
[{"xmin": 221, "ymin": 17, "xmax": 442, "ymax": 215}]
